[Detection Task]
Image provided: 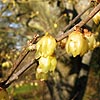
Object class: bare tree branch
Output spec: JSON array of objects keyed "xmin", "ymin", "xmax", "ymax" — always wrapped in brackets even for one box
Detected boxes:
[
  {"xmin": 5, "ymin": 59, "xmax": 38, "ymax": 88},
  {"xmin": 56, "ymin": 3, "xmax": 100, "ymax": 41},
  {"xmin": 1, "ymin": 2, "xmax": 100, "ymax": 89},
  {"xmin": 2, "ymin": 34, "xmax": 39, "ymax": 86},
  {"xmin": 61, "ymin": 1, "xmax": 93, "ymax": 32}
]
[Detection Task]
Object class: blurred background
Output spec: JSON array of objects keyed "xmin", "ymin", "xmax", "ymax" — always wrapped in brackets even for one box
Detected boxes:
[{"xmin": 0, "ymin": 0, "xmax": 100, "ymax": 100}]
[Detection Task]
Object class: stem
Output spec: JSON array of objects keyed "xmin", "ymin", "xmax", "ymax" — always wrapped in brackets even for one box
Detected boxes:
[
  {"xmin": 1, "ymin": 2, "xmax": 100, "ymax": 89},
  {"xmin": 3, "ymin": 34, "xmax": 39, "ymax": 85},
  {"xmin": 3, "ymin": 51, "xmax": 29, "ymax": 84},
  {"xmin": 62, "ymin": 4, "xmax": 91, "ymax": 32},
  {"xmin": 56, "ymin": 3, "xmax": 100, "ymax": 41},
  {"xmin": 5, "ymin": 59, "xmax": 37, "ymax": 88}
]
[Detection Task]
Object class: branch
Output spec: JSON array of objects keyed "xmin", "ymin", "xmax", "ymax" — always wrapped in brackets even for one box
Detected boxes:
[
  {"xmin": 1, "ymin": 2, "xmax": 100, "ymax": 89},
  {"xmin": 5, "ymin": 59, "xmax": 38, "ymax": 88},
  {"xmin": 61, "ymin": 2, "xmax": 92, "ymax": 32},
  {"xmin": 56, "ymin": 3, "xmax": 100, "ymax": 41},
  {"xmin": 2, "ymin": 34, "xmax": 39, "ymax": 85}
]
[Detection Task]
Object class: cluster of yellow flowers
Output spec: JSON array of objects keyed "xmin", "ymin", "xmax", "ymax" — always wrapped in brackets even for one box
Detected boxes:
[
  {"xmin": 35, "ymin": 29, "xmax": 98, "ymax": 80},
  {"xmin": 35, "ymin": 33, "xmax": 57, "ymax": 81},
  {"xmin": 65, "ymin": 29, "xmax": 97, "ymax": 57}
]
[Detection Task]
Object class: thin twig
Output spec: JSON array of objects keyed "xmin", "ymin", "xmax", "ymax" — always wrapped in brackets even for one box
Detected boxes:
[
  {"xmin": 5, "ymin": 59, "xmax": 38, "ymax": 88},
  {"xmin": 56, "ymin": 3, "xmax": 100, "ymax": 41},
  {"xmin": 1, "ymin": 2, "xmax": 100, "ymax": 89},
  {"xmin": 62, "ymin": 3, "xmax": 92, "ymax": 32},
  {"xmin": 58, "ymin": 0, "xmax": 96, "ymax": 35},
  {"xmin": 3, "ymin": 34, "xmax": 39, "ymax": 85}
]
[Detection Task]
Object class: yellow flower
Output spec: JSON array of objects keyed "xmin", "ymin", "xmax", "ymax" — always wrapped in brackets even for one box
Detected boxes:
[
  {"xmin": 35, "ymin": 33, "xmax": 56, "ymax": 58},
  {"xmin": 37, "ymin": 56, "xmax": 57, "ymax": 73},
  {"xmin": 36, "ymin": 55, "xmax": 57, "ymax": 80},
  {"xmin": 65, "ymin": 31, "xmax": 89, "ymax": 57},
  {"xmin": 85, "ymin": 34, "xmax": 96, "ymax": 50}
]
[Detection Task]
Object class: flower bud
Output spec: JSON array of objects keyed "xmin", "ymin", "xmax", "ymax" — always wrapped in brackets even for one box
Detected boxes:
[
  {"xmin": 65, "ymin": 31, "xmax": 89, "ymax": 57},
  {"xmin": 35, "ymin": 33, "xmax": 56, "ymax": 58},
  {"xmin": 84, "ymin": 34, "xmax": 96, "ymax": 50},
  {"xmin": 37, "ymin": 56, "xmax": 57, "ymax": 73}
]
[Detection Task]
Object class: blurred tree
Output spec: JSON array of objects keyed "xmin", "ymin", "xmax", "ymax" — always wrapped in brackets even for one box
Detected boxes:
[{"xmin": 0, "ymin": 0, "xmax": 100, "ymax": 100}]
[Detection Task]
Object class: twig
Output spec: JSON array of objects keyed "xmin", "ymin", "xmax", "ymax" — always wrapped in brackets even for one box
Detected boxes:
[
  {"xmin": 5, "ymin": 59, "xmax": 38, "ymax": 88},
  {"xmin": 1, "ymin": 2, "xmax": 100, "ymax": 89},
  {"xmin": 56, "ymin": 3, "xmax": 100, "ymax": 41},
  {"xmin": 62, "ymin": 2, "xmax": 92, "ymax": 32},
  {"xmin": 58, "ymin": 0, "xmax": 96, "ymax": 35},
  {"xmin": 3, "ymin": 34, "xmax": 39, "ymax": 85}
]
